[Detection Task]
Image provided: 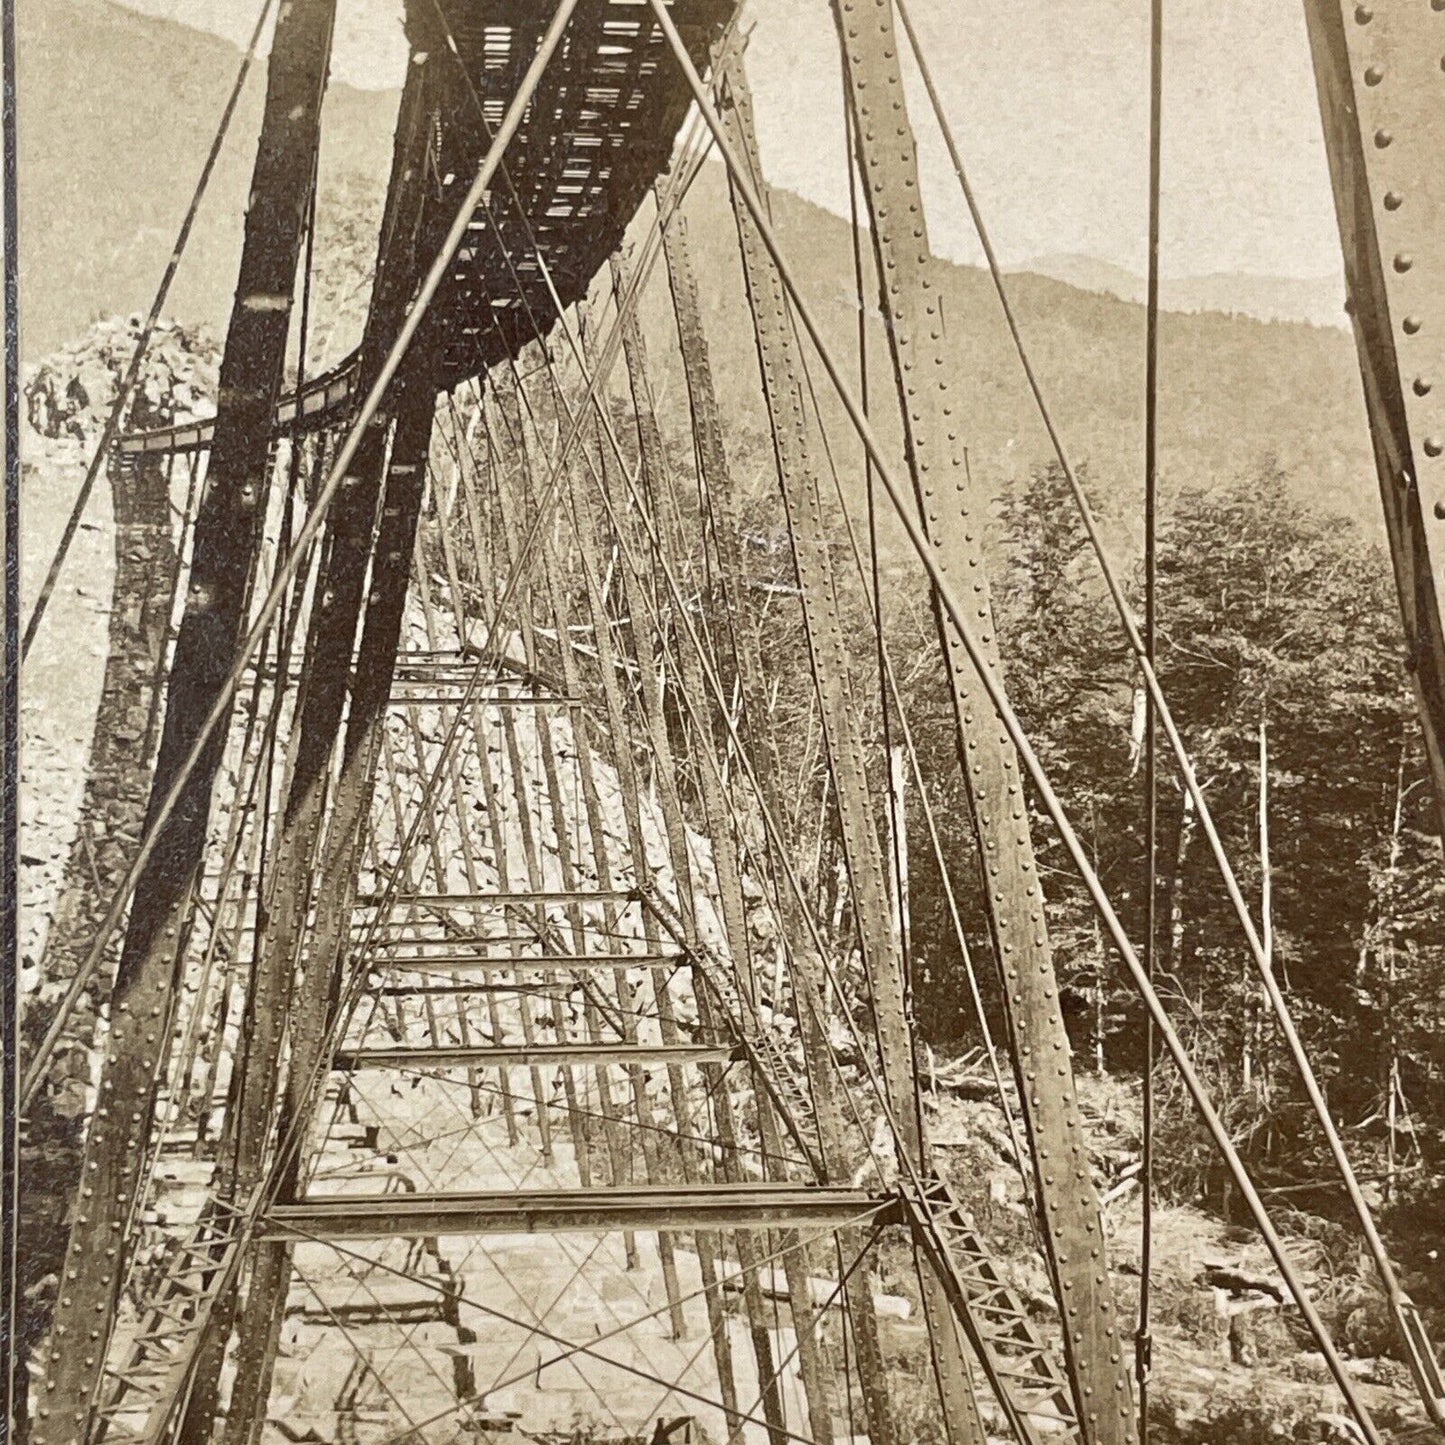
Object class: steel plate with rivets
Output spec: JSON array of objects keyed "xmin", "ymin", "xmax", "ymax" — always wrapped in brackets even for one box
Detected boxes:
[{"xmin": 1308, "ymin": 0, "xmax": 1445, "ymax": 833}]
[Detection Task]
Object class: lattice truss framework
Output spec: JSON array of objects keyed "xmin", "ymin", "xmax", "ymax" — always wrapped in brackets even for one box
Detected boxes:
[{"xmin": 63, "ymin": 276, "xmax": 1077, "ymax": 1445}]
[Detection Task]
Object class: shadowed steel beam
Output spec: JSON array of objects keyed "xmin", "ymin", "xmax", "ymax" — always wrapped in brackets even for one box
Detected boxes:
[
  {"xmin": 356, "ymin": 889, "xmax": 637, "ymax": 905},
  {"xmin": 17, "ymin": 429, "xmax": 180, "ymax": 1411},
  {"xmin": 265, "ymin": 1186, "xmax": 903, "ymax": 1239},
  {"xmin": 216, "ymin": 382, "xmax": 441, "ymax": 1445},
  {"xmin": 359, "ymin": 951, "xmax": 683, "ymax": 970},
  {"xmin": 388, "ymin": 693, "xmax": 579, "ymax": 707},
  {"xmin": 182, "ymin": 59, "xmax": 440, "ymax": 1445},
  {"xmin": 33, "ymin": 4, "xmax": 339, "ymax": 1437}
]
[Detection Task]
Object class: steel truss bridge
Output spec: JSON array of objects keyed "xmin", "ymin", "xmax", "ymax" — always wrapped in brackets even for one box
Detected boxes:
[{"xmin": 13, "ymin": 3, "xmax": 1445, "ymax": 1445}]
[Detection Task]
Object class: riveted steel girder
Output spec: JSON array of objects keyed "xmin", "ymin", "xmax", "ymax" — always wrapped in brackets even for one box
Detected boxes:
[
  {"xmin": 1307, "ymin": 0, "xmax": 1445, "ymax": 842},
  {"xmin": 1304, "ymin": 7, "xmax": 1445, "ymax": 1423},
  {"xmin": 714, "ymin": 50, "xmax": 946, "ymax": 1445},
  {"xmin": 265, "ymin": 1185, "xmax": 904, "ymax": 1239},
  {"xmin": 17, "ymin": 438, "xmax": 178, "ymax": 1422},
  {"xmin": 214, "ymin": 375, "xmax": 441, "ymax": 1445},
  {"xmin": 713, "ymin": 51, "xmax": 916, "ymax": 1170},
  {"xmin": 178, "ymin": 61, "xmax": 441, "ymax": 1443},
  {"xmin": 613, "ymin": 248, "xmax": 807, "ymax": 1445},
  {"xmin": 35, "ymin": 5, "xmax": 338, "ymax": 1438},
  {"xmin": 333, "ymin": 1042, "xmax": 742, "ymax": 1069},
  {"xmin": 484, "ymin": 385, "xmax": 595, "ymax": 1182},
  {"xmin": 827, "ymin": 4, "xmax": 1136, "ymax": 1439}
]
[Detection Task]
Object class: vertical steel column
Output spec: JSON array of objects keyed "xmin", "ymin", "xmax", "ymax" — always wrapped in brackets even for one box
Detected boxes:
[
  {"xmin": 1305, "ymin": 1, "xmax": 1445, "ymax": 835},
  {"xmin": 380, "ymin": 634, "xmax": 458, "ymax": 1056},
  {"xmin": 216, "ymin": 379, "xmax": 438, "ymax": 1445},
  {"xmin": 532, "ymin": 521, "xmax": 641, "ymax": 1264},
  {"xmin": 610, "ymin": 257, "xmax": 788, "ymax": 1445},
  {"xmin": 184, "ymin": 432, "xmax": 290, "ymax": 1161},
  {"xmin": 441, "ymin": 451, "xmax": 556, "ymax": 1164},
  {"xmin": 711, "ymin": 56, "xmax": 916, "ymax": 1173},
  {"xmin": 561, "ymin": 373, "xmax": 740, "ymax": 1422},
  {"xmin": 35, "ymin": 4, "xmax": 338, "ymax": 1437},
  {"xmin": 489, "ymin": 403, "xmax": 636, "ymax": 1233},
  {"xmin": 18, "ymin": 437, "xmax": 177, "ymax": 1393},
  {"xmin": 564, "ymin": 515, "xmax": 691, "ymax": 1330},
  {"xmin": 1303, "ymin": 6, "xmax": 1445, "ymax": 1421},
  {"xmin": 450, "ymin": 433, "xmax": 531, "ymax": 1121},
  {"xmin": 471, "ymin": 718, "xmax": 561, "ymax": 1160},
  {"xmin": 826, "ymin": 6, "xmax": 1135, "ymax": 1439},
  {"xmin": 490, "ymin": 371, "xmax": 595, "ymax": 1184},
  {"xmin": 394, "ymin": 691, "xmax": 477, "ymax": 1071},
  {"xmin": 713, "ymin": 54, "xmax": 948, "ymax": 1445},
  {"xmin": 180, "ymin": 63, "xmax": 436, "ymax": 1443},
  {"xmin": 661, "ymin": 203, "xmax": 841, "ymax": 1445},
  {"xmin": 423, "ymin": 414, "xmax": 513, "ymax": 1122},
  {"xmin": 2, "ymin": 25, "xmax": 17, "ymax": 1426},
  {"xmin": 564, "ymin": 317, "xmax": 691, "ymax": 1335}
]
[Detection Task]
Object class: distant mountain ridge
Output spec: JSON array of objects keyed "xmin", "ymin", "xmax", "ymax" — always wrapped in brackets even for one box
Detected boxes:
[
  {"xmin": 18, "ymin": 0, "xmax": 1382, "ymax": 545},
  {"xmin": 1017, "ymin": 253, "xmax": 1347, "ymax": 331},
  {"xmin": 628, "ymin": 162, "xmax": 1376, "ymax": 545},
  {"xmin": 22, "ymin": 0, "xmax": 1354, "ymax": 353}
]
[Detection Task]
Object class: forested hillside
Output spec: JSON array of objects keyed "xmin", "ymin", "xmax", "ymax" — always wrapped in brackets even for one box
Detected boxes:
[
  {"xmin": 638, "ymin": 161, "xmax": 1376, "ymax": 529},
  {"xmin": 697, "ymin": 424, "xmax": 1445, "ymax": 1441},
  {"xmin": 23, "ymin": 1, "xmax": 1377, "ymax": 522}
]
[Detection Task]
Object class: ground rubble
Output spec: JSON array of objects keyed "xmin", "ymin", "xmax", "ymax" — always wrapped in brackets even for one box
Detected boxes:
[{"xmin": 925, "ymin": 1075, "xmax": 1434, "ymax": 1444}]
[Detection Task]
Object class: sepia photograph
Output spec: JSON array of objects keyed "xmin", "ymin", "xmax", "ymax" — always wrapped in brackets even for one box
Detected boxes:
[{"xmin": 5, "ymin": 2, "xmax": 1445, "ymax": 1443}]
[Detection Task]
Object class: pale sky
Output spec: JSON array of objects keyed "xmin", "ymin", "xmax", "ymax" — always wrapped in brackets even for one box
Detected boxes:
[{"xmin": 115, "ymin": 0, "xmax": 1345, "ymax": 284}]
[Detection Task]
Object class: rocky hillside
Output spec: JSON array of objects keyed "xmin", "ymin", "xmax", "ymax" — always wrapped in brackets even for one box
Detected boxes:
[{"xmin": 18, "ymin": 318, "xmax": 220, "ymax": 980}]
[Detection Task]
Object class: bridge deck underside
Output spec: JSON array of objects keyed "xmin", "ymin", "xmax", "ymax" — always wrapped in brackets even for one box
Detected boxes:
[
  {"xmin": 420, "ymin": 0, "xmax": 732, "ymax": 386},
  {"xmin": 117, "ymin": 0, "xmax": 736, "ymax": 457}
]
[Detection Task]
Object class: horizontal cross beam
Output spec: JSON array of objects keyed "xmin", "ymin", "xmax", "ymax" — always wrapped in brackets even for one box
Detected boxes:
[
  {"xmin": 387, "ymin": 694, "xmax": 580, "ymax": 708},
  {"xmin": 263, "ymin": 1185, "xmax": 904, "ymax": 1239},
  {"xmin": 368, "ymin": 982, "xmax": 583, "ymax": 998},
  {"xmin": 117, "ymin": 355, "xmax": 358, "ymax": 456},
  {"xmin": 333, "ymin": 1042, "xmax": 740, "ymax": 1069},
  {"xmin": 358, "ymin": 951, "xmax": 683, "ymax": 971},
  {"xmin": 354, "ymin": 890, "xmax": 640, "ymax": 907}
]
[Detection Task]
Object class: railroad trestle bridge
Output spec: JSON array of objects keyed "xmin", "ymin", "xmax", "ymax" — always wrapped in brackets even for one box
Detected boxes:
[{"xmin": 14, "ymin": 4, "xmax": 1445, "ymax": 1445}]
